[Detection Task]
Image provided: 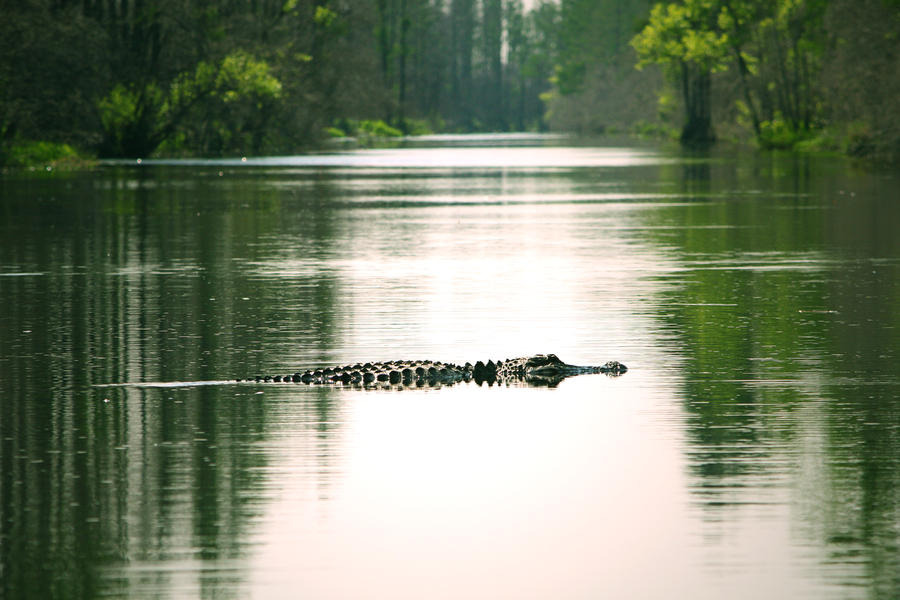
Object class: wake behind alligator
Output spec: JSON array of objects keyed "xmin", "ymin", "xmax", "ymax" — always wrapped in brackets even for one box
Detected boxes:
[{"xmin": 238, "ymin": 354, "xmax": 627, "ymax": 388}]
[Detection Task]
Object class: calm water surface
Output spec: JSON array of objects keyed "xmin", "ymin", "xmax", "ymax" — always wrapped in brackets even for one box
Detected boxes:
[{"xmin": 1, "ymin": 136, "xmax": 899, "ymax": 599}]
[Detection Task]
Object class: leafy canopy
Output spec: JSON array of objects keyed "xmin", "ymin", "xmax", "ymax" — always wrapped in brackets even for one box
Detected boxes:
[{"xmin": 631, "ymin": 1, "xmax": 731, "ymax": 72}]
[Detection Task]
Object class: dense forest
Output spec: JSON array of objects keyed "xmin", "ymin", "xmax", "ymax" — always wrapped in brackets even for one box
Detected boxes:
[{"xmin": 1, "ymin": 0, "xmax": 898, "ymax": 163}]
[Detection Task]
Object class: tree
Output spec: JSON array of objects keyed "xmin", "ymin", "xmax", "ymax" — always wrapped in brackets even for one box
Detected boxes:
[
  {"xmin": 758, "ymin": 0, "xmax": 826, "ymax": 136},
  {"xmin": 451, "ymin": 0, "xmax": 476, "ymax": 128},
  {"xmin": 98, "ymin": 52, "xmax": 282, "ymax": 157},
  {"xmin": 539, "ymin": 0, "xmax": 662, "ymax": 135},
  {"xmin": 631, "ymin": 1, "xmax": 730, "ymax": 145},
  {"xmin": 820, "ymin": 0, "xmax": 900, "ymax": 160},
  {"xmin": 0, "ymin": 1, "xmax": 105, "ymax": 154},
  {"xmin": 714, "ymin": 0, "xmax": 827, "ymax": 143},
  {"xmin": 481, "ymin": 0, "xmax": 505, "ymax": 129}
]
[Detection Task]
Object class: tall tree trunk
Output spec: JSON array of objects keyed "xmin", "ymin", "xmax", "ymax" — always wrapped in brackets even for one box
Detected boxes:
[
  {"xmin": 375, "ymin": 0, "xmax": 395, "ymax": 122},
  {"xmin": 733, "ymin": 47, "xmax": 761, "ymax": 136},
  {"xmin": 397, "ymin": 0, "xmax": 409, "ymax": 131},
  {"xmin": 451, "ymin": 0, "xmax": 474, "ymax": 128},
  {"xmin": 771, "ymin": 27, "xmax": 796, "ymax": 128},
  {"xmin": 483, "ymin": 0, "xmax": 503, "ymax": 129},
  {"xmin": 376, "ymin": 0, "xmax": 390, "ymax": 83},
  {"xmin": 680, "ymin": 63, "xmax": 715, "ymax": 146}
]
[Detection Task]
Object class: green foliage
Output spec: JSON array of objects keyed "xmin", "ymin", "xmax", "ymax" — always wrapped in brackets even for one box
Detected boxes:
[
  {"xmin": 552, "ymin": 63, "xmax": 587, "ymax": 96},
  {"xmin": 657, "ymin": 87, "xmax": 677, "ymax": 123},
  {"xmin": 96, "ymin": 88, "xmax": 150, "ymax": 156},
  {"xmin": 843, "ymin": 121, "xmax": 876, "ymax": 157},
  {"xmin": 631, "ymin": 1, "xmax": 727, "ymax": 144},
  {"xmin": 792, "ymin": 129, "xmax": 841, "ymax": 153},
  {"xmin": 631, "ymin": 120, "xmax": 679, "ymax": 139},
  {"xmin": 757, "ymin": 117, "xmax": 810, "ymax": 149},
  {"xmin": 327, "ymin": 119, "xmax": 406, "ymax": 142},
  {"xmin": 354, "ymin": 120, "xmax": 404, "ymax": 138},
  {"xmin": 552, "ymin": 0, "xmax": 642, "ymax": 95},
  {"xmin": 1, "ymin": 140, "xmax": 81, "ymax": 167},
  {"xmin": 403, "ymin": 119, "xmax": 434, "ymax": 136},
  {"xmin": 314, "ymin": 6, "xmax": 339, "ymax": 29},
  {"xmin": 97, "ymin": 51, "xmax": 282, "ymax": 157},
  {"xmin": 628, "ymin": 0, "xmax": 852, "ymax": 151},
  {"xmin": 217, "ymin": 51, "xmax": 283, "ymax": 104},
  {"xmin": 541, "ymin": 1, "xmax": 663, "ymax": 133},
  {"xmin": 3, "ymin": 0, "xmax": 897, "ymax": 161},
  {"xmin": 631, "ymin": 1, "xmax": 730, "ymax": 73}
]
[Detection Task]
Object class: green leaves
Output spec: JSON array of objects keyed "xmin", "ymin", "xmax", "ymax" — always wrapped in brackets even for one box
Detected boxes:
[
  {"xmin": 631, "ymin": 1, "xmax": 730, "ymax": 72},
  {"xmin": 218, "ymin": 51, "xmax": 283, "ymax": 103},
  {"xmin": 97, "ymin": 84, "xmax": 153, "ymax": 137},
  {"xmin": 314, "ymin": 6, "xmax": 338, "ymax": 29},
  {"xmin": 97, "ymin": 83, "xmax": 166, "ymax": 156},
  {"xmin": 97, "ymin": 52, "xmax": 282, "ymax": 157}
]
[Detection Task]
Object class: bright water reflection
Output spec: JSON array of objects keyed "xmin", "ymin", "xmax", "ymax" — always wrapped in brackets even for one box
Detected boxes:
[{"xmin": 1, "ymin": 137, "xmax": 898, "ymax": 599}]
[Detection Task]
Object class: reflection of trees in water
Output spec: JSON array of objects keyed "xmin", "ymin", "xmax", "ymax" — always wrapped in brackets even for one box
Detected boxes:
[
  {"xmin": 640, "ymin": 159, "xmax": 900, "ymax": 592},
  {"xmin": 0, "ymin": 167, "xmax": 350, "ymax": 598}
]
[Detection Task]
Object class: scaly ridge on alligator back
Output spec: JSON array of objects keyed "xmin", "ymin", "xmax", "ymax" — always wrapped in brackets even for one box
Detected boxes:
[{"xmin": 237, "ymin": 354, "xmax": 627, "ymax": 388}]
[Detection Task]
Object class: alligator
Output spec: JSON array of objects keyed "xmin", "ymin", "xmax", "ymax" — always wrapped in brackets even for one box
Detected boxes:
[{"xmin": 237, "ymin": 354, "xmax": 627, "ymax": 388}]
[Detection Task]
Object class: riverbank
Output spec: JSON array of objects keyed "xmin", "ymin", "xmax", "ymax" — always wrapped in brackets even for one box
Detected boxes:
[
  {"xmin": 4, "ymin": 123, "xmax": 896, "ymax": 173},
  {"xmin": 0, "ymin": 140, "xmax": 98, "ymax": 172}
]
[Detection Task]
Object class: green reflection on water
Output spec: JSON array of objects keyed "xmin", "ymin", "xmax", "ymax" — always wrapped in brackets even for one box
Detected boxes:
[
  {"xmin": 0, "ymin": 166, "xmax": 350, "ymax": 598},
  {"xmin": 642, "ymin": 152, "xmax": 900, "ymax": 597}
]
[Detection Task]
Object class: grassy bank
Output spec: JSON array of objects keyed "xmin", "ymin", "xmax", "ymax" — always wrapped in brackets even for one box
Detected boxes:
[{"xmin": 1, "ymin": 140, "xmax": 98, "ymax": 171}]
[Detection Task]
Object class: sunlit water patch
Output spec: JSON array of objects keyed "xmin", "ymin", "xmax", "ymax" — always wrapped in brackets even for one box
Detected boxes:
[{"xmin": 108, "ymin": 143, "xmax": 678, "ymax": 169}]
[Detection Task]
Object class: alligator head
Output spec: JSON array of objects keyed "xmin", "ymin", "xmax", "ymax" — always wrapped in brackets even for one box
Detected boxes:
[{"xmin": 500, "ymin": 354, "xmax": 628, "ymax": 386}]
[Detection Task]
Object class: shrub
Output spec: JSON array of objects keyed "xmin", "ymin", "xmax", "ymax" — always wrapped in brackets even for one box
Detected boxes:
[
  {"xmin": 757, "ymin": 118, "xmax": 814, "ymax": 150},
  {"xmin": 1, "ymin": 140, "xmax": 91, "ymax": 168},
  {"xmin": 356, "ymin": 120, "xmax": 403, "ymax": 138}
]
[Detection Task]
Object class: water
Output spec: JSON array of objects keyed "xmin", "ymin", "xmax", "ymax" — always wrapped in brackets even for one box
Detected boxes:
[{"xmin": 1, "ymin": 136, "xmax": 898, "ymax": 599}]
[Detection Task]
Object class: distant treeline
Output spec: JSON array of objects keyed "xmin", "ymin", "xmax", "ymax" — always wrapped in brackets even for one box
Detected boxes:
[
  {"xmin": 1, "ymin": 0, "xmax": 898, "ymax": 162},
  {"xmin": 550, "ymin": 0, "xmax": 900, "ymax": 160}
]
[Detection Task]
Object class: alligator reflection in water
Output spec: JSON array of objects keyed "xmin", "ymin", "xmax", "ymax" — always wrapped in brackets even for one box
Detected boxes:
[{"xmin": 239, "ymin": 354, "xmax": 627, "ymax": 388}]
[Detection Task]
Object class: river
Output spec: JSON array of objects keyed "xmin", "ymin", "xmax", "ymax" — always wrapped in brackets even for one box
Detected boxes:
[{"xmin": 1, "ymin": 135, "xmax": 898, "ymax": 599}]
